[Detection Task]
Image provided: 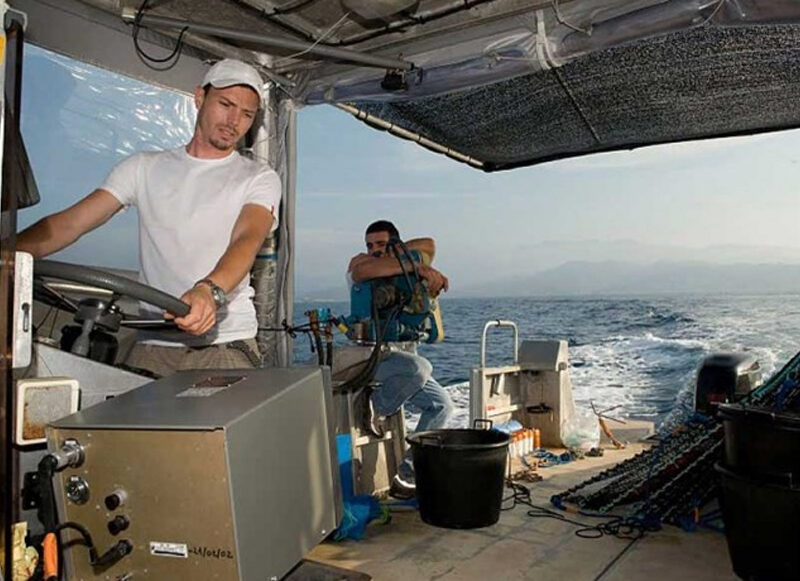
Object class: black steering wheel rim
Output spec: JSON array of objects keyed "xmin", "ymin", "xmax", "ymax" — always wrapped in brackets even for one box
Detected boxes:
[{"xmin": 34, "ymin": 259, "xmax": 190, "ymax": 318}]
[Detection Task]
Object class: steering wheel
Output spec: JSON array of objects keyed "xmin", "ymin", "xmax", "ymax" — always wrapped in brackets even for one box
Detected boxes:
[{"xmin": 33, "ymin": 259, "xmax": 190, "ymax": 334}]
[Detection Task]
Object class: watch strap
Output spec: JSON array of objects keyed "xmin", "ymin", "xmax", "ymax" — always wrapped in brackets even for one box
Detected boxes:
[{"xmin": 195, "ymin": 278, "xmax": 227, "ymax": 308}]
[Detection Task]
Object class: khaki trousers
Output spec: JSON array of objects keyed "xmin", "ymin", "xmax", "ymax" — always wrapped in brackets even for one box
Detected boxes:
[{"xmin": 125, "ymin": 338, "xmax": 261, "ymax": 378}]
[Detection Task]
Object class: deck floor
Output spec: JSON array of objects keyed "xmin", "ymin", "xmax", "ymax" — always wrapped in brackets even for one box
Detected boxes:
[{"xmin": 308, "ymin": 445, "xmax": 736, "ymax": 581}]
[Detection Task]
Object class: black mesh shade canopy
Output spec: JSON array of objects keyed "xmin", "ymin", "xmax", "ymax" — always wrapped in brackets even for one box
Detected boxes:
[{"xmin": 353, "ymin": 24, "xmax": 800, "ymax": 171}]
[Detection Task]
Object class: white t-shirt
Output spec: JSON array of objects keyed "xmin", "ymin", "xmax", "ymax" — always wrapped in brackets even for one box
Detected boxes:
[{"xmin": 102, "ymin": 147, "xmax": 281, "ymax": 346}]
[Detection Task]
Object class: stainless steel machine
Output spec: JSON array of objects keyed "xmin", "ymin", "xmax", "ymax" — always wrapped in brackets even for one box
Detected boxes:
[{"xmin": 47, "ymin": 366, "xmax": 341, "ymax": 581}]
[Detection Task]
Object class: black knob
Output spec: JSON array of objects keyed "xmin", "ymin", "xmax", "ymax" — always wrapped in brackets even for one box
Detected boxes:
[
  {"xmin": 104, "ymin": 490, "xmax": 126, "ymax": 511},
  {"xmin": 107, "ymin": 515, "xmax": 130, "ymax": 536}
]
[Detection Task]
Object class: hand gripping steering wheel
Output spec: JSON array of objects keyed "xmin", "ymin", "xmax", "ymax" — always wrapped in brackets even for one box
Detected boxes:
[{"xmin": 33, "ymin": 259, "xmax": 191, "ymax": 355}]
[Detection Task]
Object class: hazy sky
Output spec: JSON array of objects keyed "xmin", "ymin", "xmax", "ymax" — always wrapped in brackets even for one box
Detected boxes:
[
  {"xmin": 296, "ymin": 105, "xmax": 800, "ymax": 294},
  {"xmin": 17, "ymin": 45, "xmax": 800, "ymax": 297}
]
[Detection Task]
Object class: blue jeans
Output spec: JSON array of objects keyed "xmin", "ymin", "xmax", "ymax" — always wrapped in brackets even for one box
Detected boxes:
[{"xmin": 372, "ymin": 351, "xmax": 454, "ymax": 479}]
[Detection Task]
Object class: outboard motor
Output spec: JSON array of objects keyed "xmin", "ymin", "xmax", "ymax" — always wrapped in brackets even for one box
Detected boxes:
[{"xmin": 695, "ymin": 352, "xmax": 762, "ymax": 415}]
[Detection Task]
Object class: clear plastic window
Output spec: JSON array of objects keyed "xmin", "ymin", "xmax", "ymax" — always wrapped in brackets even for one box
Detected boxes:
[{"xmin": 18, "ymin": 44, "xmax": 195, "ymax": 270}]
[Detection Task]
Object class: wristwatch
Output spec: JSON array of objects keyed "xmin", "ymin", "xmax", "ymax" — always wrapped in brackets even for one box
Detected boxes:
[{"xmin": 195, "ymin": 278, "xmax": 227, "ymax": 309}]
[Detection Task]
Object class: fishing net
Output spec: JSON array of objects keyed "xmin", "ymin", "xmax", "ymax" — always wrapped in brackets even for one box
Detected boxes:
[{"xmin": 551, "ymin": 349, "xmax": 800, "ymax": 526}]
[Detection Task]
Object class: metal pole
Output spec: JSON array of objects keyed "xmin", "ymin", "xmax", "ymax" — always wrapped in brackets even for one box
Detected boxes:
[
  {"xmin": 335, "ymin": 103, "xmax": 484, "ymax": 169},
  {"xmin": 480, "ymin": 320, "xmax": 519, "ymax": 368},
  {"xmin": 121, "ymin": 9, "xmax": 414, "ymax": 71}
]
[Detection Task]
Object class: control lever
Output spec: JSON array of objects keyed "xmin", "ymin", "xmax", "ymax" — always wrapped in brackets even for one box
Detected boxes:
[{"xmin": 94, "ymin": 539, "xmax": 133, "ymax": 569}]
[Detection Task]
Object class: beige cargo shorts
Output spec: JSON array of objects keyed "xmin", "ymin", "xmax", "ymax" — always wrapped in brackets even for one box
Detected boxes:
[{"xmin": 125, "ymin": 338, "xmax": 261, "ymax": 378}]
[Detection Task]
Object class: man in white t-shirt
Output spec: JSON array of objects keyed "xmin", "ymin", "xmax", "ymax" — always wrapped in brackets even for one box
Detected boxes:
[{"xmin": 18, "ymin": 59, "xmax": 281, "ymax": 377}]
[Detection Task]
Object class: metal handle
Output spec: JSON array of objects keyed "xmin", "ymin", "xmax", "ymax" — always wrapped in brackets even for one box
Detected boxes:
[
  {"xmin": 472, "ymin": 418, "xmax": 493, "ymax": 430},
  {"xmin": 21, "ymin": 302, "xmax": 30, "ymax": 332},
  {"xmin": 417, "ymin": 434, "xmax": 443, "ymax": 447},
  {"xmin": 480, "ymin": 320, "xmax": 519, "ymax": 368}
]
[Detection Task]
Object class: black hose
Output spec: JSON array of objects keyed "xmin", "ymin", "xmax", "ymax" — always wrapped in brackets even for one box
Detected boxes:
[
  {"xmin": 315, "ymin": 336, "xmax": 324, "ymax": 365},
  {"xmin": 338, "ymin": 240, "xmax": 420, "ymax": 392},
  {"xmin": 386, "ymin": 238, "xmax": 418, "ymax": 295},
  {"xmin": 392, "ymin": 238, "xmax": 421, "ymax": 280},
  {"xmin": 307, "ymin": 311, "xmax": 325, "ymax": 366},
  {"xmin": 131, "ymin": 1, "xmax": 188, "ymax": 71},
  {"xmin": 338, "ymin": 300, "xmax": 401, "ymax": 392},
  {"xmin": 54, "ymin": 522, "xmax": 98, "ymax": 563},
  {"xmin": 36, "ymin": 455, "xmax": 58, "ymax": 534},
  {"xmin": 325, "ymin": 324, "xmax": 333, "ymax": 367}
]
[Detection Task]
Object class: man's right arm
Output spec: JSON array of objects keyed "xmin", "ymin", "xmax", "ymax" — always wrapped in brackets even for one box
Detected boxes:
[
  {"xmin": 405, "ymin": 237, "xmax": 435, "ymax": 263},
  {"xmin": 349, "ymin": 251, "xmax": 449, "ymax": 295},
  {"xmin": 17, "ymin": 189, "xmax": 123, "ymax": 257}
]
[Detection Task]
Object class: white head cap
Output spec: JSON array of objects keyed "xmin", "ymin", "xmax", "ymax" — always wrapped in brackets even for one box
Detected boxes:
[{"xmin": 201, "ymin": 59, "xmax": 263, "ymax": 104}]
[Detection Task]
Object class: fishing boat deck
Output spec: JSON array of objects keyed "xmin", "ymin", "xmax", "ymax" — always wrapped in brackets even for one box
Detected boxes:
[{"xmin": 308, "ymin": 444, "xmax": 735, "ymax": 581}]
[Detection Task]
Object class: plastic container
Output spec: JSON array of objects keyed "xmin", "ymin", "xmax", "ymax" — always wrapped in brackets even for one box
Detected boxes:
[
  {"xmin": 715, "ymin": 463, "xmax": 800, "ymax": 581},
  {"xmin": 407, "ymin": 428, "xmax": 510, "ymax": 529},
  {"xmin": 718, "ymin": 403, "xmax": 800, "ymax": 483}
]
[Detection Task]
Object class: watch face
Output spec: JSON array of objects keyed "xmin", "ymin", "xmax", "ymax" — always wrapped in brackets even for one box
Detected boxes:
[{"xmin": 212, "ymin": 287, "xmax": 226, "ymax": 307}]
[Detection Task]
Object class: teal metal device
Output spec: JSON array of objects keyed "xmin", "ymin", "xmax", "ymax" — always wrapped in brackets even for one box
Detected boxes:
[{"xmin": 345, "ymin": 250, "xmax": 444, "ymax": 344}]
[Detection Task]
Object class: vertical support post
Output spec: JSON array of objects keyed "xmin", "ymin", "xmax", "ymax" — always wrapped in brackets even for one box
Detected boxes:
[
  {"xmin": 251, "ymin": 84, "xmax": 296, "ymax": 367},
  {"xmin": 0, "ymin": 8, "xmax": 20, "ymax": 577},
  {"xmin": 278, "ymin": 103, "xmax": 296, "ymax": 366}
]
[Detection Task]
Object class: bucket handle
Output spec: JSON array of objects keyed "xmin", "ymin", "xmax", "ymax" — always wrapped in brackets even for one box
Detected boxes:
[
  {"xmin": 417, "ymin": 434, "xmax": 444, "ymax": 446},
  {"xmin": 473, "ymin": 418, "xmax": 493, "ymax": 430}
]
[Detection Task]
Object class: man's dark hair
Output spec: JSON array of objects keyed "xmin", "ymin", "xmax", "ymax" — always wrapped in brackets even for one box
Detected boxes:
[{"xmin": 366, "ymin": 220, "xmax": 400, "ymax": 239}]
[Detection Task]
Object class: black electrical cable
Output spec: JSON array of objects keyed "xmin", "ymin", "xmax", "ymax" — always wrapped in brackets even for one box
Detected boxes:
[
  {"xmin": 333, "ymin": 0, "xmax": 502, "ymax": 46},
  {"xmin": 338, "ymin": 298, "xmax": 404, "ymax": 393},
  {"xmin": 386, "ymin": 238, "xmax": 417, "ymax": 296},
  {"xmin": 52, "ymin": 522, "xmax": 132, "ymax": 579},
  {"xmin": 325, "ymin": 324, "xmax": 334, "ymax": 367},
  {"xmin": 314, "ymin": 336, "xmax": 324, "ymax": 365},
  {"xmin": 54, "ymin": 522, "xmax": 98, "ymax": 562},
  {"xmin": 36, "ymin": 455, "xmax": 58, "ymax": 534},
  {"xmin": 232, "ymin": 0, "xmax": 501, "ymax": 48},
  {"xmin": 131, "ymin": 1, "xmax": 188, "ymax": 71},
  {"xmin": 340, "ymin": 260, "xmax": 415, "ymax": 393},
  {"xmin": 307, "ymin": 311, "xmax": 325, "ymax": 365},
  {"xmin": 263, "ymin": 0, "xmax": 321, "ymax": 15},
  {"xmin": 503, "ymin": 480, "xmax": 657, "ymax": 541},
  {"xmin": 258, "ymin": 320, "xmax": 314, "ymax": 336},
  {"xmin": 392, "ymin": 238, "xmax": 421, "ymax": 280}
]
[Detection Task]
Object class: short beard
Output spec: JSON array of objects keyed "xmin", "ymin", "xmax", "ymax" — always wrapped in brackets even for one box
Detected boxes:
[{"xmin": 209, "ymin": 135, "xmax": 235, "ymax": 151}]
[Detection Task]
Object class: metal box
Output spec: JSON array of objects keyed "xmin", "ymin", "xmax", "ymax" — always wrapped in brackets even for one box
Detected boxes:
[{"xmin": 49, "ymin": 367, "xmax": 341, "ymax": 581}]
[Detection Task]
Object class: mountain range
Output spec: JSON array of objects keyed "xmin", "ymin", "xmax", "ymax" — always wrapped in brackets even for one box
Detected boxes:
[{"xmin": 295, "ymin": 240, "xmax": 800, "ymax": 300}]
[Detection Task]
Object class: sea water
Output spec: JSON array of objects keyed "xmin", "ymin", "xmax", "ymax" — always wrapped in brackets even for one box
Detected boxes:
[{"xmin": 294, "ymin": 294, "xmax": 800, "ymax": 429}]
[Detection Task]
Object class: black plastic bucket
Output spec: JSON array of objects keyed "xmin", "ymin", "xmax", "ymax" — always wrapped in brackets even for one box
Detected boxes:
[
  {"xmin": 718, "ymin": 403, "xmax": 800, "ymax": 482},
  {"xmin": 407, "ymin": 427, "xmax": 509, "ymax": 529},
  {"xmin": 715, "ymin": 463, "xmax": 800, "ymax": 581}
]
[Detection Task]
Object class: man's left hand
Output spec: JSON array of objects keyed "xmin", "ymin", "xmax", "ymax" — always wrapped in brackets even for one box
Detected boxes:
[
  {"xmin": 167, "ymin": 285, "xmax": 217, "ymax": 335},
  {"xmin": 419, "ymin": 265, "xmax": 449, "ymax": 296}
]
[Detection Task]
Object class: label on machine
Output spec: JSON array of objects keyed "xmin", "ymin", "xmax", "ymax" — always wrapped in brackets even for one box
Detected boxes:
[{"xmin": 149, "ymin": 541, "xmax": 189, "ymax": 559}]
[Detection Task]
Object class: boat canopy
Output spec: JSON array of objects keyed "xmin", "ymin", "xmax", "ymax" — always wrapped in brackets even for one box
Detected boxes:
[{"xmin": 15, "ymin": 0, "xmax": 800, "ymax": 171}]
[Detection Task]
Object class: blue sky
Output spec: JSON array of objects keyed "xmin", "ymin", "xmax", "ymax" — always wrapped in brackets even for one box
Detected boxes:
[{"xmin": 17, "ymin": 45, "xmax": 800, "ymax": 297}]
